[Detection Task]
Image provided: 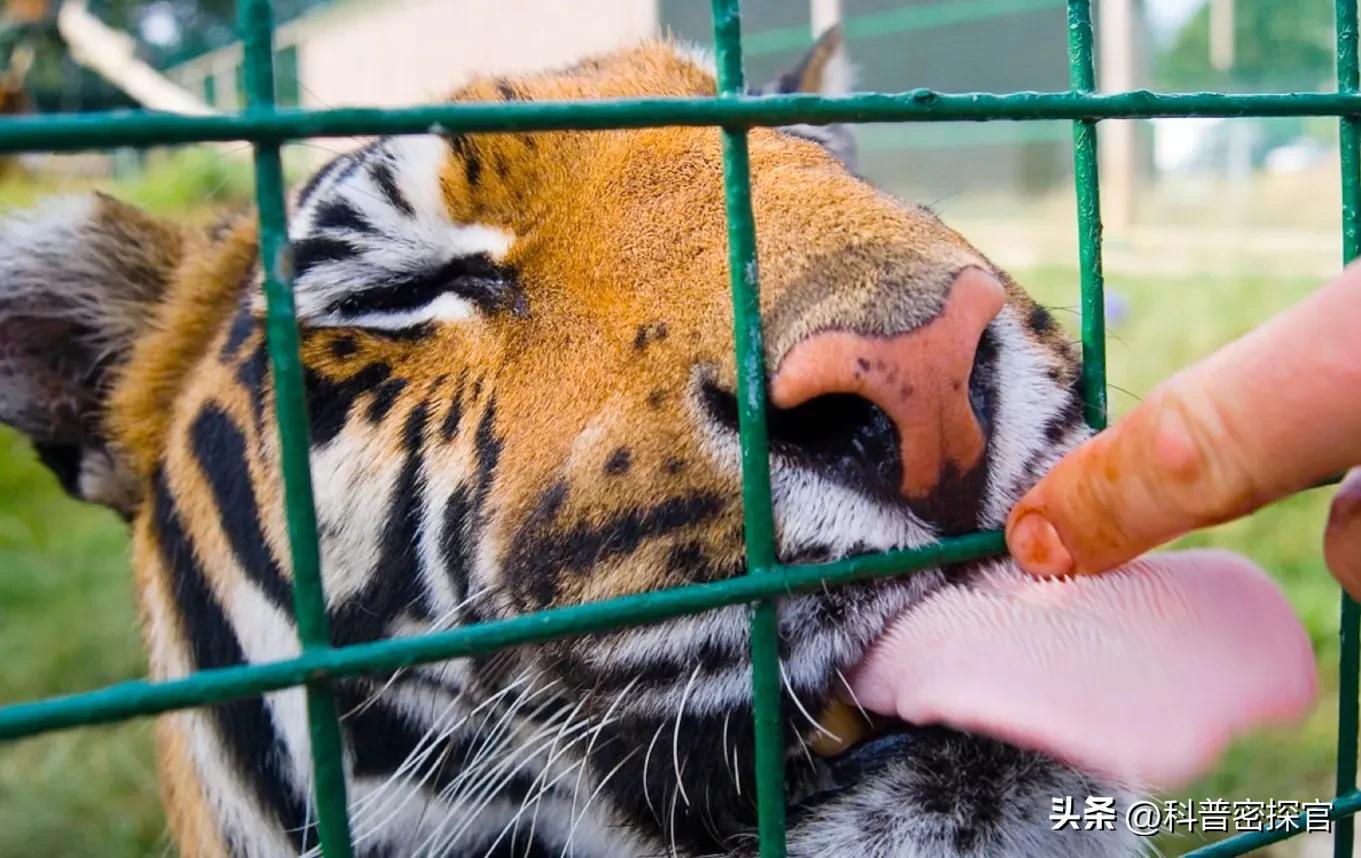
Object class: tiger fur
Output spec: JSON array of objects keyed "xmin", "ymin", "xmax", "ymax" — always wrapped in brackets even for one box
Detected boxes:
[{"xmin": 0, "ymin": 35, "xmax": 1139, "ymax": 858}]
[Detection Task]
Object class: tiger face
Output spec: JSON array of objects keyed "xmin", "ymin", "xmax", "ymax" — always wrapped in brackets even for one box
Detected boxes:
[{"xmin": 0, "ymin": 37, "xmax": 1148, "ymax": 858}]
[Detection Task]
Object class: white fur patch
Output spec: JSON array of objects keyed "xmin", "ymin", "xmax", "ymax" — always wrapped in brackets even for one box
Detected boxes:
[{"xmin": 261, "ymin": 134, "xmax": 515, "ymax": 330}]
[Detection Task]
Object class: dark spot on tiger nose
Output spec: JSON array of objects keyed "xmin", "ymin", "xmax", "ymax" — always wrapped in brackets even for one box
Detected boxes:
[
  {"xmin": 664, "ymin": 457, "xmax": 686, "ymax": 475},
  {"xmin": 634, "ymin": 322, "xmax": 669, "ymax": 351},
  {"xmin": 647, "ymin": 388, "xmax": 668, "ymax": 409},
  {"xmin": 604, "ymin": 447, "xmax": 631, "ymax": 475}
]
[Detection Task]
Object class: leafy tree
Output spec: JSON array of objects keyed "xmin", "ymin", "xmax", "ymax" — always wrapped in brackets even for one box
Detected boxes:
[
  {"xmin": 1, "ymin": 0, "xmax": 326, "ymax": 111},
  {"xmin": 1156, "ymin": 0, "xmax": 1335, "ymax": 92}
]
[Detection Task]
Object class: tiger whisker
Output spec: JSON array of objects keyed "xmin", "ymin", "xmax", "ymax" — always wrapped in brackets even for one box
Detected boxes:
[
  {"xmin": 640, "ymin": 721, "xmax": 669, "ymax": 825},
  {"xmin": 342, "ymin": 670, "xmax": 534, "ymax": 851},
  {"xmin": 835, "ymin": 667, "xmax": 872, "ymax": 723},
  {"xmin": 494, "ymin": 703, "xmax": 629, "ymax": 858},
  {"xmin": 338, "ymin": 585, "xmax": 491, "ymax": 722},
  {"xmin": 667, "ymin": 781, "xmax": 682, "ymax": 858},
  {"xmin": 566, "ymin": 674, "xmax": 640, "ymax": 833},
  {"xmin": 781, "ymin": 662, "xmax": 839, "ymax": 743},
  {"xmin": 354, "ymin": 672, "xmax": 548, "ymax": 852},
  {"xmin": 672, "ymin": 664, "xmax": 703, "ymax": 808},
  {"xmin": 515, "ymin": 691, "xmax": 598, "ymax": 849},
  {"xmin": 412, "ymin": 702, "xmax": 574, "ymax": 858},
  {"xmin": 350, "ymin": 665, "xmax": 525, "ymax": 818},
  {"xmin": 560, "ymin": 745, "xmax": 640, "ymax": 858},
  {"xmin": 431, "ymin": 710, "xmax": 598, "ymax": 856}
]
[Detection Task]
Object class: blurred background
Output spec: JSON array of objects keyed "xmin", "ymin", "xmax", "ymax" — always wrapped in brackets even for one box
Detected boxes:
[{"xmin": 0, "ymin": 0, "xmax": 1349, "ymax": 855}]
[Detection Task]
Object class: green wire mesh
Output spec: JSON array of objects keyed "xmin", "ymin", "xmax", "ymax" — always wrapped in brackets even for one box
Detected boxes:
[{"xmin": 0, "ymin": 2, "xmax": 1356, "ymax": 856}]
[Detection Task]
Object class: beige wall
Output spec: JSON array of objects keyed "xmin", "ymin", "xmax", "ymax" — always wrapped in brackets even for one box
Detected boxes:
[
  {"xmin": 297, "ymin": 0, "xmax": 658, "ymax": 108},
  {"xmin": 171, "ymin": 0, "xmax": 658, "ymax": 111}
]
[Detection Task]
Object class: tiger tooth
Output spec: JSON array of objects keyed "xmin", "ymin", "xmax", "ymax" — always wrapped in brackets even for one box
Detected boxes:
[{"xmin": 811, "ymin": 698, "xmax": 870, "ymax": 757}]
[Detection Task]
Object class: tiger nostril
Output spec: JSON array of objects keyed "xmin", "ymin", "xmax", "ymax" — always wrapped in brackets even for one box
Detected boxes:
[
  {"xmin": 769, "ymin": 266, "xmax": 1005, "ymax": 505},
  {"xmin": 768, "ymin": 392, "xmax": 904, "ymax": 497}
]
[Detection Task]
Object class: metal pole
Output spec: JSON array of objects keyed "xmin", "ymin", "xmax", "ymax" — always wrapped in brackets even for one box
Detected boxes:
[
  {"xmin": 1211, "ymin": 0, "xmax": 1235, "ymax": 71},
  {"xmin": 811, "ymin": 0, "xmax": 842, "ymax": 35}
]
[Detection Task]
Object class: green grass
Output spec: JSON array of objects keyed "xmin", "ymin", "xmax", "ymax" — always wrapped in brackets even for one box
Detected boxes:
[
  {"xmin": 0, "ymin": 194, "xmax": 1345, "ymax": 858},
  {"xmin": 0, "ymin": 154, "xmax": 254, "ymax": 858},
  {"xmin": 0, "ymin": 425, "xmax": 163, "ymax": 857}
]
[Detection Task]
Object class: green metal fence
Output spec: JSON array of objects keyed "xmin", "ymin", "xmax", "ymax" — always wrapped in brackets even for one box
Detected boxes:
[{"xmin": 0, "ymin": 1, "xmax": 1356, "ymax": 856}]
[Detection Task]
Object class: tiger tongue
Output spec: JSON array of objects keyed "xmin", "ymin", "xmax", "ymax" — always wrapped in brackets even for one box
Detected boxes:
[{"xmin": 846, "ymin": 549, "xmax": 1317, "ymax": 788}]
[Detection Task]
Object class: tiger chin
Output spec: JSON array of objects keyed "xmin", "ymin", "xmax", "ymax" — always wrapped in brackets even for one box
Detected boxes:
[{"xmin": 0, "ymin": 30, "xmax": 1155, "ymax": 858}]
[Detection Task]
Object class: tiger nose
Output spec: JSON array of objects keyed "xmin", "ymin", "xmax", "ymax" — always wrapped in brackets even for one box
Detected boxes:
[{"xmin": 769, "ymin": 266, "xmax": 1006, "ymax": 500}]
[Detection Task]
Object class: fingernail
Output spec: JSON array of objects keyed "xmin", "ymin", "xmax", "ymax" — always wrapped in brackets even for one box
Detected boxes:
[
  {"xmin": 1340, "ymin": 467, "xmax": 1361, "ymax": 499},
  {"xmin": 1331, "ymin": 467, "xmax": 1361, "ymax": 524},
  {"xmin": 1009, "ymin": 512, "xmax": 1075, "ymax": 577}
]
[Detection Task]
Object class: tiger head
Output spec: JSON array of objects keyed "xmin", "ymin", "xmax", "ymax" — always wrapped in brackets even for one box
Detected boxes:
[{"xmin": 0, "ymin": 34, "xmax": 1171, "ymax": 858}]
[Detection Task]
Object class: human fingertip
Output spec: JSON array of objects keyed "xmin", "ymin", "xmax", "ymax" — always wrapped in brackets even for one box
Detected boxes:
[
  {"xmin": 1326, "ymin": 471, "xmax": 1361, "ymax": 602},
  {"xmin": 1339, "ymin": 467, "xmax": 1361, "ymax": 504},
  {"xmin": 1007, "ymin": 511, "xmax": 1075, "ymax": 577}
]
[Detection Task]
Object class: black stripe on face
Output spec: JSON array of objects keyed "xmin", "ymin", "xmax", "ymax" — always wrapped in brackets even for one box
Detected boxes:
[
  {"xmin": 440, "ymin": 379, "xmax": 465, "ymax": 441},
  {"xmin": 471, "ymin": 397, "xmax": 502, "ymax": 517},
  {"xmin": 335, "ymin": 684, "xmax": 471, "ymax": 796},
  {"xmin": 369, "ymin": 159, "xmax": 416, "ymax": 217},
  {"xmin": 312, "ymin": 199, "xmax": 375, "ymax": 235},
  {"xmin": 366, "ymin": 378, "xmax": 408, "ymax": 424},
  {"xmin": 305, "ymin": 361, "xmax": 393, "ymax": 445},
  {"xmin": 335, "ymin": 683, "xmax": 548, "ymax": 854},
  {"xmin": 330, "ymin": 401, "xmax": 434, "ymax": 645},
  {"xmin": 592, "ymin": 709, "xmax": 756, "ymax": 852},
  {"xmin": 236, "ymin": 342, "xmax": 270, "ymax": 441},
  {"xmin": 505, "ymin": 486, "xmax": 724, "ymax": 611},
  {"xmin": 449, "ymin": 135, "xmax": 482, "ymax": 188},
  {"xmin": 220, "ymin": 306, "xmax": 256, "ymax": 361},
  {"xmin": 321, "ymin": 254, "xmax": 521, "ymax": 321},
  {"xmin": 189, "ymin": 403, "xmax": 294, "ymax": 613},
  {"xmin": 151, "ymin": 470, "xmax": 313, "ymax": 852},
  {"xmin": 442, "ymin": 486, "xmax": 474, "ymax": 607},
  {"xmin": 292, "ymin": 235, "xmax": 357, "ymax": 279},
  {"xmin": 294, "ymin": 149, "xmax": 354, "ymax": 211}
]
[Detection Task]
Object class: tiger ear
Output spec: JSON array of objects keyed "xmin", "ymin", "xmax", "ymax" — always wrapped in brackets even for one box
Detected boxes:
[
  {"xmin": 766, "ymin": 25, "xmax": 852, "ymax": 96},
  {"xmin": 0, "ymin": 194, "xmax": 187, "ymax": 513},
  {"xmin": 761, "ymin": 26, "xmax": 858, "ymax": 168}
]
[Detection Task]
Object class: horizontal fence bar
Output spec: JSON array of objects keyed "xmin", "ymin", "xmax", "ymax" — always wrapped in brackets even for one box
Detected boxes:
[
  {"xmin": 1183, "ymin": 789, "xmax": 1361, "ymax": 856},
  {"xmin": 0, "ymin": 531, "xmax": 1005, "ymax": 742},
  {"xmin": 9, "ymin": 90, "xmax": 1361, "ymax": 153}
]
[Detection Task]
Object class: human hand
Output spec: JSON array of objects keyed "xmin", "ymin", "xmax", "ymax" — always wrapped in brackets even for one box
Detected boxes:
[{"xmin": 1005, "ymin": 263, "xmax": 1361, "ymax": 597}]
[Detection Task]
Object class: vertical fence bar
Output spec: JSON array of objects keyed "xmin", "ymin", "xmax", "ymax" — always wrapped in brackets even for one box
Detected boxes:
[
  {"xmin": 710, "ymin": 1, "xmax": 787, "ymax": 855},
  {"xmin": 1067, "ymin": 0, "xmax": 1108, "ymax": 430},
  {"xmin": 1336, "ymin": 3, "xmax": 1360, "ymax": 856},
  {"xmin": 237, "ymin": 1, "xmax": 354, "ymax": 855}
]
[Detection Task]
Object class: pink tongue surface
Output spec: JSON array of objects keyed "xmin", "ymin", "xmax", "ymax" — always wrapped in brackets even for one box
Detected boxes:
[{"xmin": 848, "ymin": 550, "xmax": 1317, "ymax": 788}]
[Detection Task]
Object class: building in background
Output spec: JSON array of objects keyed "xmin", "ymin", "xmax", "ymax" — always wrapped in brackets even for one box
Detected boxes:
[
  {"xmin": 162, "ymin": 0, "xmax": 1143, "ymax": 199},
  {"xmin": 165, "ymin": 0, "xmax": 658, "ymax": 111},
  {"xmin": 662, "ymin": 0, "xmax": 1083, "ymax": 198}
]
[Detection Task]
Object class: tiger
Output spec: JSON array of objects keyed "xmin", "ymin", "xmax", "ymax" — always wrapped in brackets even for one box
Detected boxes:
[{"xmin": 3, "ymin": 29, "xmax": 1304, "ymax": 858}]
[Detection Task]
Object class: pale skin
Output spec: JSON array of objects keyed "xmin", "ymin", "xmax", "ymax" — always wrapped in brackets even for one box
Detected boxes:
[{"xmin": 1005, "ymin": 262, "xmax": 1361, "ymax": 597}]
